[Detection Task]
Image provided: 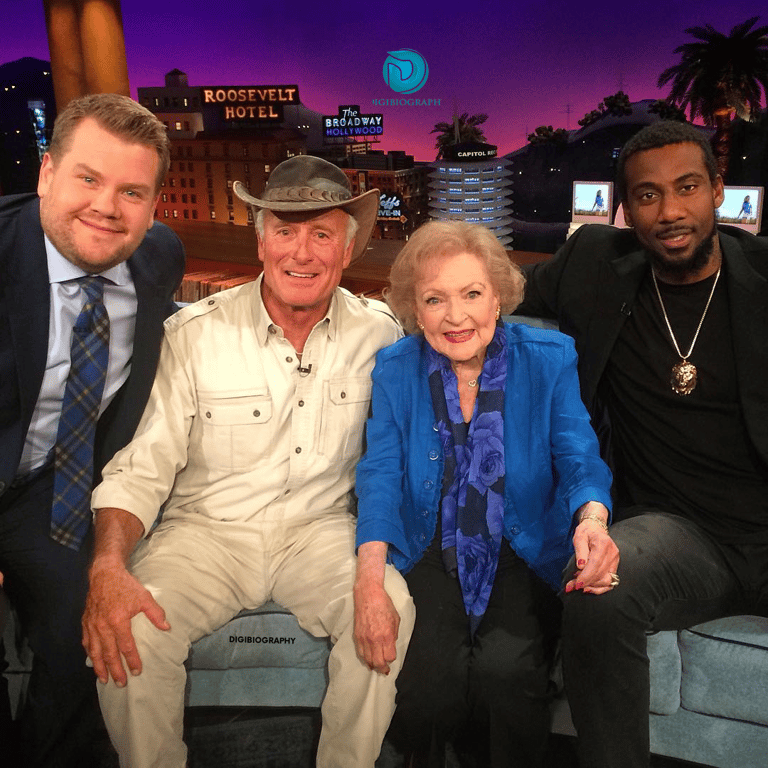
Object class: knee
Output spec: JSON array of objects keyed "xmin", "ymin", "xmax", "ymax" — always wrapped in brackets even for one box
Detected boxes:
[
  {"xmin": 562, "ymin": 583, "xmax": 647, "ymax": 659},
  {"xmin": 129, "ymin": 612, "xmax": 190, "ymax": 668}
]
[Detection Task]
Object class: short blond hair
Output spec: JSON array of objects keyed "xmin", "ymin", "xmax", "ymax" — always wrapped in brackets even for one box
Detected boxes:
[
  {"xmin": 386, "ymin": 220, "xmax": 524, "ymax": 334},
  {"xmin": 49, "ymin": 93, "xmax": 170, "ymax": 192}
]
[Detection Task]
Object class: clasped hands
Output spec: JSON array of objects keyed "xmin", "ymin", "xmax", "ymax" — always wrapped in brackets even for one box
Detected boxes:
[{"xmin": 564, "ymin": 501, "xmax": 620, "ymax": 595}]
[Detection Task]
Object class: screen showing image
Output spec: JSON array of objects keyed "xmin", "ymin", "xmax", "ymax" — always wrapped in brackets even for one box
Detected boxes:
[
  {"xmin": 717, "ymin": 186, "xmax": 763, "ymax": 234},
  {"xmin": 572, "ymin": 181, "xmax": 613, "ymax": 224}
]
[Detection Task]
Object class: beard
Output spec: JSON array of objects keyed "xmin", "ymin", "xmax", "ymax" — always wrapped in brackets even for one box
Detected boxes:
[{"xmin": 649, "ymin": 222, "xmax": 717, "ymax": 281}]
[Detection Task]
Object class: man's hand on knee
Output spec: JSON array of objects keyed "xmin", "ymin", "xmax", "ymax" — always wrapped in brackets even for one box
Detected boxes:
[{"xmin": 82, "ymin": 562, "xmax": 170, "ymax": 687}]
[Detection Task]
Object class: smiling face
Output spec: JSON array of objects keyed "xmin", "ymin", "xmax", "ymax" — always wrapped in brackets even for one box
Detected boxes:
[
  {"xmin": 257, "ymin": 208, "xmax": 354, "ymax": 321},
  {"xmin": 37, "ymin": 118, "xmax": 161, "ymax": 273},
  {"xmin": 623, "ymin": 142, "xmax": 724, "ymax": 284},
  {"xmin": 414, "ymin": 250, "xmax": 499, "ymax": 368}
]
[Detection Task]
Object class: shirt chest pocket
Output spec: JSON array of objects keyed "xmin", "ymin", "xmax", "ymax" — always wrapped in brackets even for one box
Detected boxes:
[
  {"xmin": 320, "ymin": 377, "xmax": 372, "ymax": 461},
  {"xmin": 197, "ymin": 392, "xmax": 273, "ymax": 473}
]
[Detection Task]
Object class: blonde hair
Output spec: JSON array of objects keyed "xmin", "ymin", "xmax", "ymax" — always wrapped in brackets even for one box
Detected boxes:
[{"xmin": 386, "ymin": 220, "xmax": 524, "ymax": 334}]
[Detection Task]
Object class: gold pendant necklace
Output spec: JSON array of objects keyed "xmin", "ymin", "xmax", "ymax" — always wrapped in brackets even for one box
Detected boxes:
[{"xmin": 651, "ymin": 267, "xmax": 721, "ymax": 396}]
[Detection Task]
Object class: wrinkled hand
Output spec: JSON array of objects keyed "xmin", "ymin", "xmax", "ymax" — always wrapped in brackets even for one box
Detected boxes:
[
  {"xmin": 353, "ymin": 581, "xmax": 400, "ymax": 675},
  {"xmin": 82, "ymin": 562, "xmax": 170, "ymax": 687},
  {"xmin": 565, "ymin": 519, "xmax": 620, "ymax": 595}
]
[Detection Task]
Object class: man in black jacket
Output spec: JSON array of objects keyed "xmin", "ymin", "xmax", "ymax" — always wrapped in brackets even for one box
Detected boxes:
[
  {"xmin": 0, "ymin": 93, "xmax": 185, "ymax": 767},
  {"xmin": 519, "ymin": 121, "xmax": 768, "ymax": 768}
]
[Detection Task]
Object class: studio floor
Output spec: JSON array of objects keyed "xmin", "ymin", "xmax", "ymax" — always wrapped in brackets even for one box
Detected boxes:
[{"xmin": 90, "ymin": 707, "xmax": 714, "ymax": 768}]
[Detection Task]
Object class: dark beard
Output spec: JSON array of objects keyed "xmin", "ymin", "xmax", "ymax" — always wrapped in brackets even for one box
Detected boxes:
[{"xmin": 649, "ymin": 223, "xmax": 717, "ymax": 281}]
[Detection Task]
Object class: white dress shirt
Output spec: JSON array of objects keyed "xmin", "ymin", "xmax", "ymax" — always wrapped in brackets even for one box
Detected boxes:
[
  {"xmin": 18, "ymin": 235, "xmax": 137, "ymax": 475},
  {"xmin": 92, "ymin": 275, "xmax": 401, "ymax": 535}
]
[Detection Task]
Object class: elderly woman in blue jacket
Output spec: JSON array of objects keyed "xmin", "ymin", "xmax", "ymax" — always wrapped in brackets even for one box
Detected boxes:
[{"xmin": 353, "ymin": 221, "xmax": 618, "ymax": 767}]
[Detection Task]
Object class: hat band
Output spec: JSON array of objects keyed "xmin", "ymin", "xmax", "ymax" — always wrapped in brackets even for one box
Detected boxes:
[{"xmin": 262, "ymin": 186, "xmax": 352, "ymax": 204}]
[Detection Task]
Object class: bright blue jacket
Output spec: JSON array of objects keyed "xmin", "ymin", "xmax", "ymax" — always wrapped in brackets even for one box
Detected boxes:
[{"xmin": 355, "ymin": 322, "xmax": 613, "ymax": 589}]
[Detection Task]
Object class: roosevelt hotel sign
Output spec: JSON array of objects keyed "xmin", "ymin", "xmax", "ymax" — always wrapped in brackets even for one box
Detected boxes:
[{"xmin": 202, "ymin": 85, "xmax": 300, "ymax": 121}]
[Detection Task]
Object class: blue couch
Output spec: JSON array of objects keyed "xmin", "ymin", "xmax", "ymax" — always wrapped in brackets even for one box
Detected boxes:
[
  {"xmin": 5, "ymin": 589, "xmax": 767, "ymax": 766},
  {"xmin": 646, "ymin": 616, "xmax": 768, "ymax": 767}
]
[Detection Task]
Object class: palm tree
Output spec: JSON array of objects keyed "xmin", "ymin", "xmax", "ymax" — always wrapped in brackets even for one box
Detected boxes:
[
  {"xmin": 431, "ymin": 112, "xmax": 488, "ymax": 160},
  {"xmin": 657, "ymin": 16, "xmax": 768, "ymax": 175},
  {"xmin": 648, "ymin": 100, "xmax": 688, "ymax": 122}
]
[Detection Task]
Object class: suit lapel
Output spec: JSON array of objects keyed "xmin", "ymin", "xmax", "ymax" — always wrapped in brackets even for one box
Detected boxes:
[
  {"xmin": 96, "ymin": 258, "xmax": 166, "ymax": 460},
  {"xmin": 7, "ymin": 200, "xmax": 51, "ymax": 426}
]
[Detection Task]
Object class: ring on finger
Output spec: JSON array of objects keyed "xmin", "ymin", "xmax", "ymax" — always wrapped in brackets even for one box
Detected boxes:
[{"xmin": 609, "ymin": 572, "xmax": 620, "ymax": 588}]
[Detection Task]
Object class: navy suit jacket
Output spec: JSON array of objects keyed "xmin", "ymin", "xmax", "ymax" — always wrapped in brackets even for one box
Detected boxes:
[
  {"xmin": 0, "ymin": 193, "xmax": 186, "ymax": 496},
  {"xmin": 518, "ymin": 223, "xmax": 768, "ymax": 468}
]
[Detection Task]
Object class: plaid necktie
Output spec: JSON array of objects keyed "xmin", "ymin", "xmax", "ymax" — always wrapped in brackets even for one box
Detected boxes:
[{"xmin": 51, "ymin": 276, "xmax": 110, "ymax": 550}]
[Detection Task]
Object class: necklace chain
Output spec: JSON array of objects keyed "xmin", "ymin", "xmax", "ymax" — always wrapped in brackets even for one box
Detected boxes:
[{"xmin": 651, "ymin": 267, "xmax": 721, "ymax": 361}]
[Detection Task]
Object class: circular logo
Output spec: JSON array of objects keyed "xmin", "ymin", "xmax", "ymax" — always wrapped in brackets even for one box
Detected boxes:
[{"xmin": 382, "ymin": 49, "xmax": 429, "ymax": 94}]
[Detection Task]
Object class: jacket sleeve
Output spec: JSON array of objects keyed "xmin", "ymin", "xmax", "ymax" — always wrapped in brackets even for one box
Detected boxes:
[
  {"xmin": 355, "ymin": 353, "xmax": 411, "ymax": 558},
  {"xmin": 549, "ymin": 335, "xmax": 613, "ymax": 515},
  {"xmin": 517, "ymin": 226, "xmax": 586, "ymax": 319},
  {"xmin": 91, "ymin": 330, "xmax": 196, "ymax": 535}
]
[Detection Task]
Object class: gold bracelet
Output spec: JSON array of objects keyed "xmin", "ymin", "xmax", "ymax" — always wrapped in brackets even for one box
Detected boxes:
[{"xmin": 578, "ymin": 513, "xmax": 609, "ymax": 532}]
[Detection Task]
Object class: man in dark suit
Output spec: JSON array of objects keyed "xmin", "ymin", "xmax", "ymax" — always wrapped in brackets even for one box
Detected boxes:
[
  {"xmin": 519, "ymin": 121, "xmax": 768, "ymax": 768},
  {"xmin": 0, "ymin": 93, "xmax": 185, "ymax": 767}
]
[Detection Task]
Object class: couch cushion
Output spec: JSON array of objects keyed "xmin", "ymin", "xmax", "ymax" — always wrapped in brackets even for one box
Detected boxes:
[
  {"xmin": 647, "ymin": 630, "xmax": 682, "ymax": 715},
  {"xmin": 650, "ymin": 705, "xmax": 768, "ymax": 768},
  {"xmin": 679, "ymin": 616, "xmax": 768, "ymax": 726},
  {"xmin": 187, "ymin": 601, "xmax": 331, "ymax": 671}
]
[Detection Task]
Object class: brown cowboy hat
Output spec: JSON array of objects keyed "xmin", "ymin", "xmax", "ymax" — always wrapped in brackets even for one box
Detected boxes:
[{"xmin": 233, "ymin": 156, "xmax": 379, "ymax": 263}]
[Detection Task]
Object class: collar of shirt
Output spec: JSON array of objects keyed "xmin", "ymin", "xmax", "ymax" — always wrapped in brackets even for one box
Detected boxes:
[
  {"xmin": 44, "ymin": 234, "xmax": 131, "ymax": 287},
  {"xmin": 251, "ymin": 272, "xmax": 339, "ymax": 345}
]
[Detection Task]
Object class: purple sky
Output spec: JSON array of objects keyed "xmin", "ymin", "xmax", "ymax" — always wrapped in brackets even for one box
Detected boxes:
[{"xmin": 4, "ymin": 1, "xmax": 764, "ymax": 161}]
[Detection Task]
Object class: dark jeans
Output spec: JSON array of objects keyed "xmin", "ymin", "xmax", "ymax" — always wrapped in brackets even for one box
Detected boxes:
[
  {"xmin": 0, "ymin": 466, "xmax": 99, "ymax": 768},
  {"xmin": 388, "ymin": 542, "xmax": 561, "ymax": 768},
  {"xmin": 562, "ymin": 508, "xmax": 768, "ymax": 768}
]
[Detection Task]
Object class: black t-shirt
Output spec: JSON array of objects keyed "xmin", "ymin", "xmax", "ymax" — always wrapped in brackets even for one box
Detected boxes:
[{"xmin": 601, "ymin": 266, "xmax": 768, "ymax": 543}]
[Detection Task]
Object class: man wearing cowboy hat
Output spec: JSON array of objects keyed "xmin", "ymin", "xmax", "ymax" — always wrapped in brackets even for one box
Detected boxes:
[{"xmin": 81, "ymin": 156, "xmax": 415, "ymax": 768}]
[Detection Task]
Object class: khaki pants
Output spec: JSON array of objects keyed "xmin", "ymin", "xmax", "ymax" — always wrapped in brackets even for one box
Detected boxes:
[{"xmin": 97, "ymin": 512, "xmax": 414, "ymax": 768}]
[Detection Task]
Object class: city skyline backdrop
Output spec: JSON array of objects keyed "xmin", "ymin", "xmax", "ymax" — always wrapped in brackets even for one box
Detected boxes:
[{"xmin": 4, "ymin": 0, "xmax": 765, "ymax": 162}]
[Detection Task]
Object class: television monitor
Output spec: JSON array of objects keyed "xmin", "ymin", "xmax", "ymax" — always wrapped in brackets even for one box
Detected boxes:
[
  {"xmin": 572, "ymin": 181, "xmax": 613, "ymax": 224},
  {"xmin": 717, "ymin": 185, "xmax": 763, "ymax": 234}
]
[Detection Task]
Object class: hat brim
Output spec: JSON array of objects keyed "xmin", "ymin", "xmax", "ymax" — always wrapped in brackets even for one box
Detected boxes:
[{"xmin": 233, "ymin": 181, "xmax": 380, "ymax": 264}]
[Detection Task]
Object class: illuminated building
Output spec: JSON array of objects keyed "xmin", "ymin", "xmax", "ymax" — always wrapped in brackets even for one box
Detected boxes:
[
  {"xmin": 0, "ymin": 57, "xmax": 55, "ymax": 194},
  {"xmin": 140, "ymin": 71, "xmax": 428, "ymax": 240},
  {"xmin": 429, "ymin": 142, "xmax": 513, "ymax": 246},
  {"xmin": 341, "ymin": 151, "xmax": 430, "ymax": 240},
  {"xmin": 139, "ymin": 70, "xmax": 310, "ymax": 226}
]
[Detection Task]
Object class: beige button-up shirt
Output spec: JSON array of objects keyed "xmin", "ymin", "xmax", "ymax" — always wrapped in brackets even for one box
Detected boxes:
[{"xmin": 92, "ymin": 276, "xmax": 401, "ymax": 536}]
